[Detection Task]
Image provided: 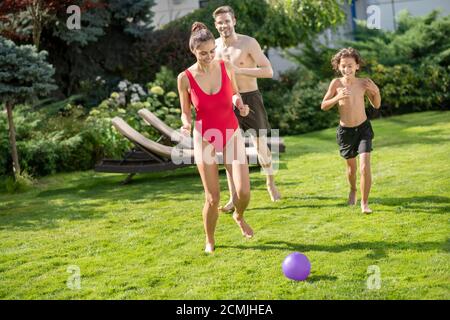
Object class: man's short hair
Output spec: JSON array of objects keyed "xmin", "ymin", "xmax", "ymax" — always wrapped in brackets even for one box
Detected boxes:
[{"xmin": 213, "ymin": 6, "xmax": 235, "ymax": 19}]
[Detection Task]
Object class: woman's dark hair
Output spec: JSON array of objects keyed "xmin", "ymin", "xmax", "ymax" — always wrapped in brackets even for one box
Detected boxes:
[{"xmin": 189, "ymin": 22, "xmax": 215, "ymax": 51}]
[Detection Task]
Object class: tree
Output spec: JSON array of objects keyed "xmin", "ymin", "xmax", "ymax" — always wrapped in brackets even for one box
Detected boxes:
[
  {"xmin": 0, "ymin": 36, "xmax": 57, "ymax": 178},
  {"xmin": 0, "ymin": 0, "xmax": 76, "ymax": 48},
  {"xmin": 1, "ymin": 1, "xmax": 157, "ymax": 98},
  {"xmin": 168, "ymin": 0, "xmax": 347, "ymax": 49}
]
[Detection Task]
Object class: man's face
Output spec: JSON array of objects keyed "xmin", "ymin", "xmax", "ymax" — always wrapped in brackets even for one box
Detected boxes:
[{"xmin": 214, "ymin": 13, "xmax": 236, "ymax": 38}]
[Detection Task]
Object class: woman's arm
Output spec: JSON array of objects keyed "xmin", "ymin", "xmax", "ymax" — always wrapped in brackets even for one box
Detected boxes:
[
  {"xmin": 224, "ymin": 60, "xmax": 250, "ymax": 117},
  {"xmin": 177, "ymin": 72, "xmax": 192, "ymax": 135}
]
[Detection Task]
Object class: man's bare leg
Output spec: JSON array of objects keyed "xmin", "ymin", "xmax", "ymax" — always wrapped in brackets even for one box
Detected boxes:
[
  {"xmin": 252, "ymin": 135, "xmax": 281, "ymax": 201},
  {"xmin": 346, "ymin": 157, "xmax": 357, "ymax": 205},
  {"xmin": 360, "ymin": 152, "xmax": 372, "ymax": 214}
]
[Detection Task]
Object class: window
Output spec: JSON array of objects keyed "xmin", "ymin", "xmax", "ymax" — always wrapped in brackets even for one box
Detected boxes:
[{"xmin": 199, "ymin": 0, "xmax": 209, "ymax": 8}]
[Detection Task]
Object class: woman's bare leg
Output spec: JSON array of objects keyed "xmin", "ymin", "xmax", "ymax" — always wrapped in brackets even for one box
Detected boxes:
[
  {"xmin": 224, "ymin": 131, "xmax": 253, "ymax": 238},
  {"xmin": 219, "ymin": 169, "xmax": 237, "ymax": 213},
  {"xmin": 194, "ymin": 130, "xmax": 220, "ymax": 253}
]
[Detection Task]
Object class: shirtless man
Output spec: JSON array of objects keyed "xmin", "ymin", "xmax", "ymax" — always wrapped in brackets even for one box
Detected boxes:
[
  {"xmin": 213, "ymin": 6, "xmax": 281, "ymax": 211},
  {"xmin": 321, "ymin": 47, "xmax": 381, "ymax": 214}
]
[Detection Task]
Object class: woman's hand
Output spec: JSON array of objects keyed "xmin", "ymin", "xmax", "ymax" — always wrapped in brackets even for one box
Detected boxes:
[
  {"xmin": 234, "ymin": 96, "xmax": 251, "ymax": 117},
  {"xmin": 237, "ymin": 104, "xmax": 250, "ymax": 117},
  {"xmin": 180, "ymin": 124, "xmax": 191, "ymax": 136}
]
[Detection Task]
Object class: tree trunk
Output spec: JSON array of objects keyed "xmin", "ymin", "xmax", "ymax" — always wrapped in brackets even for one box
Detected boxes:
[
  {"xmin": 30, "ymin": 0, "xmax": 44, "ymax": 49},
  {"xmin": 5, "ymin": 101, "xmax": 21, "ymax": 179}
]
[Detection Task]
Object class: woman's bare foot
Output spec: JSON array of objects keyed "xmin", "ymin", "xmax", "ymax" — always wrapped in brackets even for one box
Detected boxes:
[
  {"xmin": 204, "ymin": 243, "xmax": 215, "ymax": 253},
  {"xmin": 361, "ymin": 203, "xmax": 372, "ymax": 214},
  {"xmin": 267, "ymin": 183, "xmax": 281, "ymax": 202},
  {"xmin": 218, "ymin": 199, "xmax": 235, "ymax": 213},
  {"xmin": 232, "ymin": 212, "xmax": 254, "ymax": 238},
  {"xmin": 348, "ymin": 189, "xmax": 357, "ymax": 205}
]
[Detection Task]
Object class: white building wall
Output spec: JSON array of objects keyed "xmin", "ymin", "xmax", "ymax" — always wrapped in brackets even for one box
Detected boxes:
[
  {"xmin": 271, "ymin": 0, "xmax": 450, "ymax": 78},
  {"xmin": 356, "ymin": 0, "xmax": 450, "ymax": 31},
  {"xmin": 152, "ymin": 0, "xmax": 200, "ymax": 29}
]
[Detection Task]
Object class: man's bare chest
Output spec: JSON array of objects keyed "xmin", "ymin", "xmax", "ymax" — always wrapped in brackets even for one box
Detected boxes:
[{"xmin": 219, "ymin": 46, "xmax": 253, "ymax": 67}]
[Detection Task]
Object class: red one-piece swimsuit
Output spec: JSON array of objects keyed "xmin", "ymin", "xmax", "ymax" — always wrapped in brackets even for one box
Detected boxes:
[{"xmin": 184, "ymin": 60, "xmax": 238, "ymax": 152}]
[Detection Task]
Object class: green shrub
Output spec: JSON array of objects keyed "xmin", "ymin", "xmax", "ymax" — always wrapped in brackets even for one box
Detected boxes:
[
  {"xmin": 4, "ymin": 172, "xmax": 34, "ymax": 193},
  {"xmin": 83, "ymin": 72, "xmax": 183, "ymax": 162},
  {"xmin": 371, "ymin": 63, "xmax": 450, "ymax": 115},
  {"xmin": 0, "ymin": 104, "xmax": 95, "ymax": 177},
  {"xmin": 129, "ymin": 26, "xmax": 193, "ymax": 84},
  {"xmin": 279, "ymin": 81, "xmax": 338, "ymax": 134},
  {"xmin": 349, "ymin": 10, "xmax": 450, "ymax": 67}
]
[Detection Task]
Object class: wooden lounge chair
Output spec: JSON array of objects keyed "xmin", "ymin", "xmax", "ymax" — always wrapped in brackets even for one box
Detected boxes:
[
  {"xmin": 95, "ymin": 117, "xmax": 260, "ymax": 183},
  {"xmin": 138, "ymin": 108, "xmax": 193, "ymax": 149},
  {"xmin": 95, "ymin": 117, "xmax": 195, "ymax": 183},
  {"xmin": 138, "ymin": 108, "xmax": 286, "ymax": 153}
]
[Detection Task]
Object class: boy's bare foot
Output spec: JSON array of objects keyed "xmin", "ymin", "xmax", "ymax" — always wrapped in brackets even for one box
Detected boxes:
[
  {"xmin": 361, "ymin": 203, "xmax": 372, "ymax": 214},
  {"xmin": 218, "ymin": 199, "xmax": 234, "ymax": 213},
  {"xmin": 232, "ymin": 212, "xmax": 254, "ymax": 238},
  {"xmin": 267, "ymin": 183, "xmax": 281, "ymax": 202},
  {"xmin": 204, "ymin": 243, "xmax": 215, "ymax": 253},
  {"xmin": 348, "ymin": 189, "xmax": 357, "ymax": 205}
]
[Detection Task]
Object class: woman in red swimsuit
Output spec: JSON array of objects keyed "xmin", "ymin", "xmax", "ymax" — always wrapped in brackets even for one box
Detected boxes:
[{"xmin": 177, "ymin": 22, "xmax": 253, "ymax": 253}]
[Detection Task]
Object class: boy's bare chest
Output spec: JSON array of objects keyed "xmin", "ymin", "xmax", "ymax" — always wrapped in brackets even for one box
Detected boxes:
[{"xmin": 338, "ymin": 82, "xmax": 366, "ymax": 106}]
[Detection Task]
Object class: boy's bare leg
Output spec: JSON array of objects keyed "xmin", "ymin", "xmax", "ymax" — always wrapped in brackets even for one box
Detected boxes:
[
  {"xmin": 360, "ymin": 152, "xmax": 372, "ymax": 213},
  {"xmin": 346, "ymin": 157, "xmax": 357, "ymax": 205},
  {"xmin": 252, "ymin": 135, "xmax": 281, "ymax": 201}
]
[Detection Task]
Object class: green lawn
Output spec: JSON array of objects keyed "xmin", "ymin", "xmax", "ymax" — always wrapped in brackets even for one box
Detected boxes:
[{"xmin": 0, "ymin": 111, "xmax": 449, "ymax": 300}]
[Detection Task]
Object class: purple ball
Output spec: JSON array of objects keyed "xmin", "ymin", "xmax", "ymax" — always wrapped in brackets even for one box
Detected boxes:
[{"xmin": 282, "ymin": 252, "xmax": 311, "ymax": 281}]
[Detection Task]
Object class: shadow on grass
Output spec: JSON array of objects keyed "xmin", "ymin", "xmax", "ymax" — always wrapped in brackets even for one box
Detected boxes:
[
  {"xmin": 0, "ymin": 201, "xmax": 108, "ymax": 231},
  {"xmin": 0, "ymin": 163, "xmax": 291, "ymax": 231},
  {"xmin": 246, "ymin": 195, "xmax": 450, "ymax": 214},
  {"xmin": 370, "ymin": 196, "xmax": 450, "ymax": 215},
  {"xmin": 283, "ymin": 111, "xmax": 450, "ymax": 158},
  {"xmin": 306, "ymin": 275, "xmax": 339, "ymax": 283},
  {"xmin": 33, "ymin": 161, "xmax": 290, "ymax": 201},
  {"xmin": 0, "ymin": 169, "xmax": 204, "ymax": 230},
  {"xmin": 219, "ymin": 238, "xmax": 449, "ymax": 257}
]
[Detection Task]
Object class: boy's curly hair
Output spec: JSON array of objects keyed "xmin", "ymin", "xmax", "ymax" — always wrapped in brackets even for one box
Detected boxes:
[{"xmin": 331, "ymin": 47, "xmax": 365, "ymax": 72}]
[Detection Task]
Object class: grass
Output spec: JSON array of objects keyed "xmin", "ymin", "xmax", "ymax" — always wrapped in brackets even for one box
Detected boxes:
[{"xmin": 0, "ymin": 111, "xmax": 449, "ymax": 300}]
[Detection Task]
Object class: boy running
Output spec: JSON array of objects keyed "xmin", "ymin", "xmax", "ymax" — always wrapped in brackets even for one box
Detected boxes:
[{"xmin": 321, "ymin": 47, "xmax": 381, "ymax": 214}]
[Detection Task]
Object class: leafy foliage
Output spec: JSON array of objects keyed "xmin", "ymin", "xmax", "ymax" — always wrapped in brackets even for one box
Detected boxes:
[
  {"xmin": 0, "ymin": 68, "xmax": 182, "ymax": 176},
  {"xmin": 168, "ymin": 0, "xmax": 346, "ymax": 49},
  {"xmin": 0, "ymin": 36, "xmax": 57, "ymax": 104}
]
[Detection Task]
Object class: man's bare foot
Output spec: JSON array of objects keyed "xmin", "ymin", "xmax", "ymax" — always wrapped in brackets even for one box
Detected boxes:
[
  {"xmin": 232, "ymin": 212, "xmax": 254, "ymax": 238},
  {"xmin": 361, "ymin": 203, "xmax": 372, "ymax": 214},
  {"xmin": 204, "ymin": 243, "xmax": 215, "ymax": 253},
  {"xmin": 267, "ymin": 183, "xmax": 281, "ymax": 202},
  {"xmin": 218, "ymin": 199, "xmax": 235, "ymax": 213},
  {"xmin": 348, "ymin": 189, "xmax": 357, "ymax": 205}
]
